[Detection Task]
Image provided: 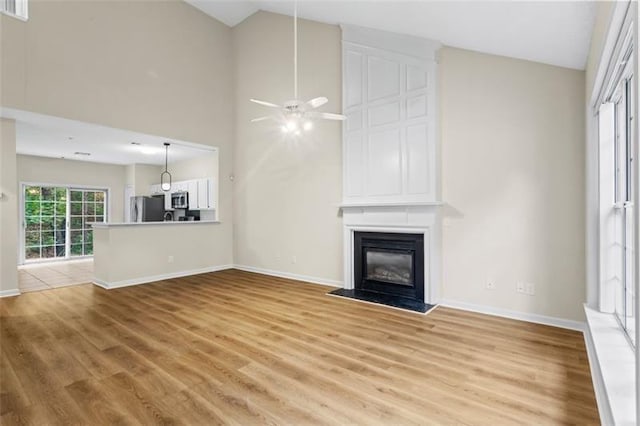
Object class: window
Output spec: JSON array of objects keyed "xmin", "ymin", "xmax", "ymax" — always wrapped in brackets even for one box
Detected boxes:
[
  {"xmin": 588, "ymin": 3, "xmax": 637, "ymax": 421},
  {"xmin": 1, "ymin": 0, "xmax": 28, "ymax": 20},
  {"xmin": 22, "ymin": 185, "xmax": 107, "ymax": 262},
  {"xmin": 69, "ymin": 189, "xmax": 106, "ymax": 257},
  {"xmin": 24, "ymin": 186, "xmax": 67, "ymax": 260},
  {"xmin": 609, "ymin": 55, "xmax": 635, "ymax": 346}
]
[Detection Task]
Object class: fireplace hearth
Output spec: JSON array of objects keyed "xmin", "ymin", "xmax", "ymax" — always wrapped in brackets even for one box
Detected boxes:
[{"xmin": 354, "ymin": 232, "xmax": 424, "ymax": 302}]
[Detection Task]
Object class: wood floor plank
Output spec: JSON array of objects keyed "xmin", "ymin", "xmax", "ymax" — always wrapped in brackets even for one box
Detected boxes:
[
  {"xmin": 65, "ymin": 377, "xmax": 137, "ymax": 425},
  {"xmin": 0, "ymin": 269, "xmax": 599, "ymax": 425},
  {"xmin": 0, "ymin": 350, "xmax": 30, "ymax": 416}
]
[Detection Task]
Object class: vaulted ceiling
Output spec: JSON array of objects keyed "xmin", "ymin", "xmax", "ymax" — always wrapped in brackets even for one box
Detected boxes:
[{"xmin": 186, "ymin": 0, "xmax": 596, "ymax": 70}]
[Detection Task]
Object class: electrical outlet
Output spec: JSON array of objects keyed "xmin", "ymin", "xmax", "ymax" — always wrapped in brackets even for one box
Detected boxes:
[
  {"xmin": 526, "ymin": 282, "xmax": 535, "ymax": 296},
  {"xmin": 517, "ymin": 282, "xmax": 535, "ymax": 295},
  {"xmin": 291, "ymin": 255, "xmax": 297, "ymax": 264},
  {"xmin": 168, "ymin": 255, "xmax": 174, "ymax": 263},
  {"xmin": 486, "ymin": 281, "xmax": 496, "ymax": 290}
]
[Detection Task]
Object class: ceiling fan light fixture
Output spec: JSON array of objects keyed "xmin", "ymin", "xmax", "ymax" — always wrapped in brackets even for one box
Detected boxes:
[
  {"xmin": 286, "ymin": 120, "xmax": 298, "ymax": 132},
  {"xmin": 249, "ymin": 0, "xmax": 346, "ymax": 128}
]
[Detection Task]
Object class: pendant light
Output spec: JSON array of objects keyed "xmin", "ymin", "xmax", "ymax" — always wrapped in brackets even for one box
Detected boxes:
[{"xmin": 161, "ymin": 142, "xmax": 172, "ymax": 191}]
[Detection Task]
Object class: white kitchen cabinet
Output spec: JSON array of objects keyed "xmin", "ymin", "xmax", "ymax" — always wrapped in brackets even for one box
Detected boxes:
[
  {"xmin": 187, "ymin": 181, "xmax": 198, "ymax": 210},
  {"xmin": 173, "ymin": 182, "xmax": 188, "ymax": 193},
  {"xmin": 191, "ymin": 178, "xmax": 215, "ymax": 210},
  {"xmin": 152, "ymin": 178, "xmax": 216, "ymax": 212},
  {"xmin": 206, "ymin": 178, "xmax": 216, "ymax": 209},
  {"xmin": 196, "ymin": 178, "xmax": 209, "ymax": 209}
]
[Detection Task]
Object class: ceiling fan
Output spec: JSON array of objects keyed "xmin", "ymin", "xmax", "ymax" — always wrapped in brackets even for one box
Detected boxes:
[{"xmin": 250, "ymin": 0, "xmax": 346, "ymax": 134}]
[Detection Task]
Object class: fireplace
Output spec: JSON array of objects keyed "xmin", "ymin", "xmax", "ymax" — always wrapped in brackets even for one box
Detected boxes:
[
  {"xmin": 354, "ymin": 232, "xmax": 424, "ymax": 302},
  {"xmin": 339, "ymin": 205, "xmax": 440, "ymax": 311}
]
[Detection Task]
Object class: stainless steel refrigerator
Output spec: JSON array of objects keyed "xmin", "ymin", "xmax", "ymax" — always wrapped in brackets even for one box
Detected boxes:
[{"xmin": 130, "ymin": 196, "xmax": 165, "ymax": 222}]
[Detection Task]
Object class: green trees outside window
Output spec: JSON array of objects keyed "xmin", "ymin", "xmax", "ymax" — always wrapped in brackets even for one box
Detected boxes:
[{"xmin": 23, "ymin": 186, "xmax": 107, "ymax": 261}]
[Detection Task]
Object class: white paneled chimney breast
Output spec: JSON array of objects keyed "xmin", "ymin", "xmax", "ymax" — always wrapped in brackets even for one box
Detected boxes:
[{"xmin": 340, "ymin": 25, "xmax": 442, "ymax": 305}]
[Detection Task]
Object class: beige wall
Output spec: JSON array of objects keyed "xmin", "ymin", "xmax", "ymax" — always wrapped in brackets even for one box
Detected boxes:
[
  {"xmin": 0, "ymin": 119, "xmax": 18, "ymax": 292},
  {"xmin": 94, "ymin": 223, "xmax": 228, "ymax": 285},
  {"xmin": 133, "ymin": 164, "xmax": 162, "ymax": 196},
  {"xmin": 17, "ymin": 154, "xmax": 127, "ymax": 222},
  {"xmin": 1, "ymin": 0, "xmax": 234, "ymax": 268},
  {"xmin": 439, "ymin": 47, "xmax": 586, "ymax": 321},
  {"xmin": 171, "ymin": 151, "xmax": 218, "ymax": 182},
  {"xmin": 1, "ymin": 1, "xmax": 232, "ymax": 144},
  {"xmin": 232, "ymin": 11, "xmax": 343, "ymax": 281}
]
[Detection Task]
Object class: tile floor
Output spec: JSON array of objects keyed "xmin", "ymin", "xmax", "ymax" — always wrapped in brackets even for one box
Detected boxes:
[{"xmin": 18, "ymin": 259, "xmax": 94, "ymax": 293}]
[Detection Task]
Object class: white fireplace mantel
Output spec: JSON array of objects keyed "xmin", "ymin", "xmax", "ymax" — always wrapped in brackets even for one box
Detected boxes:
[
  {"xmin": 340, "ymin": 201, "xmax": 443, "ymax": 208},
  {"xmin": 341, "ymin": 204, "xmax": 441, "ymax": 304}
]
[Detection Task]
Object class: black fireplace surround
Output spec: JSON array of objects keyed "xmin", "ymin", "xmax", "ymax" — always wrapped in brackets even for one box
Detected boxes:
[{"xmin": 354, "ymin": 231, "xmax": 424, "ymax": 302}]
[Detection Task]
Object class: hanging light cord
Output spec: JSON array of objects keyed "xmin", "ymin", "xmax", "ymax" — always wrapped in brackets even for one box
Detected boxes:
[
  {"xmin": 164, "ymin": 143, "xmax": 169, "ymax": 172},
  {"xmin": 161, "ymin": 142, "xmax": 172, "ymax": 191}
]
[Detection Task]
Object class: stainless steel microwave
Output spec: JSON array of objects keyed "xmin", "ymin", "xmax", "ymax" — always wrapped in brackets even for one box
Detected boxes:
[{"xmin": 171, "ymin": 191, "xmax": 188, "ymax": 209}]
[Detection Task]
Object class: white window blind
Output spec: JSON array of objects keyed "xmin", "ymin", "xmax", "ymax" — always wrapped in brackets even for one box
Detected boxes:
[{"xmin": 1, "ymin": 0, "xmax": 28, "ymax": 21}]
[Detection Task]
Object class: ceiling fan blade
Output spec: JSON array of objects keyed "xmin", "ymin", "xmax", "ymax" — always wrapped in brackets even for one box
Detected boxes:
[
  {"xmin": 305, "ymin": 97, "xmax": 328, "ymax": 109},
  {"xmin": 308, "ymin": 111, "xmax": 347, "ymax": 121},
  {"xmin": 251, "ymin": 116, "xmax": 271, "ymax": 122},
  {"xmin": 250, "ymin": 98, "xmax": 281, "ymax": 108}
]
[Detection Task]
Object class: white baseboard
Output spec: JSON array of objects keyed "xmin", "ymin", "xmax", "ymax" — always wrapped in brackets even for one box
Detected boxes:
[
  {"xmin": 0, "ymin": 288, "xmax": 21, "ymax": 298},
  {"xmin": 233, "ymin": 264, "xmax": 342, "ymax": 288},
  {"xmin": 90, "ymin": 267, "xmax": 585, "ymax": 334},
  {"xmin": 439, "ymin": 299, "xmax": 585, "ymax": 332},
  {"xmin": 92, "ymin": 264, "xmax": 234, "ymax": 290}
]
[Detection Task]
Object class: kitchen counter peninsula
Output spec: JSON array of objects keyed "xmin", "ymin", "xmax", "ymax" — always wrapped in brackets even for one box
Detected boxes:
[
  {"xmin": 92, "ymin": 220, "xmax": 227, "ymax": 289},
  {"xmin": 91, "ymin": 220, "xmax": 219, "ymax": 228}
]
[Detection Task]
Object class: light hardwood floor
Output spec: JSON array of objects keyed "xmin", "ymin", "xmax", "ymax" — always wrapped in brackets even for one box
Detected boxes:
[{"xmin": 1, "ymin": 269, "xmax": 599, "ymax": 425}]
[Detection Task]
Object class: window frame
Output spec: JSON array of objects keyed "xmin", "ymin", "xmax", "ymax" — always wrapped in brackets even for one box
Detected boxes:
[
  {"xmin": 19, "ymin": 182, "xmax": 110, "ymax": 264},
  {"xmin": 599, "ymin": 39, "xmax": 638, "ymax": 351},
  {"xmin": 605, "ymin": 48, "xmax": 636, "ymax": 347},
  {"xmin": 0, "ymin": 0, "xmax": 28, "ymax": 21}
]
